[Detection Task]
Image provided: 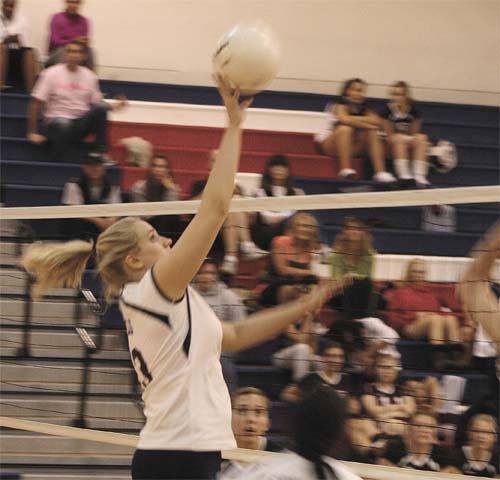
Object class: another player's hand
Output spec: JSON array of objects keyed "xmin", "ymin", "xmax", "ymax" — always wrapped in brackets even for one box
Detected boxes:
[{"xmin": 214, "ymin": 73, "xmax": 253, "ymax": 127}]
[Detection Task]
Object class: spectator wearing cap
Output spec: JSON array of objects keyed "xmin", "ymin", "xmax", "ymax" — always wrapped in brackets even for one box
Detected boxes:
[
  {"xmin": 46, "ymin": 0, "xmax": 94, "ymax": 70},
  {"xmin": 251, "ymin": 155, "xmax": 305, "ymax": 251},
  {"xmin": 60, "ymin": 153, "xmax": 121, "ymax": 240},
  {"xmin": 0, "ymin": 0, "xmax": 38, "ymax": 92},
  {"xmin": 27, "ymin": 40, "xmax": 127, "ymax": 162}
]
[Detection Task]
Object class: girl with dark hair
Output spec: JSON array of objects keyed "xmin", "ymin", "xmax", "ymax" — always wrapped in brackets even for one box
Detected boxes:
[
  {"xmin": 251, "ymin": 155, "xmax": 305, "ymax": 250},
  {"xmin": 131, "ymin": 154, "xmax": 183, "ymax": 241},
  {"xmin": 314, "ymin": 78, "xmax": 395, "ymax": 183},
  {"xmin": 222, "ymin": 386, "xmax": 362, "ymax": 479},
  {"xmin": 381, "ymin": 81, "xmax": 429, "ymax": 186}
]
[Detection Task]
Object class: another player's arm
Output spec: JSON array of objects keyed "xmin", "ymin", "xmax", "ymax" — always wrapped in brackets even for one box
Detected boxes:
[
  {"xmin": 221, "ymin": 282, "xmax": 340, "ymax": 352},
  {"xmin": 153, "ymin": 76, "xmax": 252, "ymax": 301},
  {"xmin": 458, "ymin": 222, "xmax": 500, "ymax": 346}
]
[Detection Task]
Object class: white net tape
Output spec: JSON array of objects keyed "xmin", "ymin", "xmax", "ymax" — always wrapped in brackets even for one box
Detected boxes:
[
  {"xmin": 0, "ymin": 185, "xmax": 498, "ymax": 219},
  {"xmin": 0, "ymin": 416, "xmax": 480, "ymax": 479}
]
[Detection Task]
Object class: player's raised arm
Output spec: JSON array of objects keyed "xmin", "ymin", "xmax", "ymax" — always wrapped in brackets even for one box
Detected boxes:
[{"xmin": 152, "ymin": 75, "xmax": 252, "ymax": 301}]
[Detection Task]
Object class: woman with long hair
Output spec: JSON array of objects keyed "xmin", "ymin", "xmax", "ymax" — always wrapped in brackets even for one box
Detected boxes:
[
  {"xmin": 131, "ymin": 154, "xmax": 182, "ymax": 240},
  {"xmin": 261, "ymin": 212, "xmax": 320, "ymax": 307},
  {"xmin": 381, "ymin": 81, "xmax": 429, "ymax": 186},
  {"xmin": 22, "ymin": 76, "xmax": 337, "ymax": 480},
  {"xmin": 314, "ymin": 78, "xmax": 395, "ymax": 183},
  {"xmin": 222, "ymin": 386, "xmax": 362, "ymax": 479}
]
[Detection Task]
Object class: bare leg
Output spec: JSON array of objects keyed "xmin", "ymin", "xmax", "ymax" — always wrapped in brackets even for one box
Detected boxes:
[
  {"xmin": 0, "ymin": 44, "xmax": 7, "ymax": 89},
  {"xmin": 367, "ymin": 129, "xmax": 386, "ymax": 173},
  {"xmin": 22, "ymin": 48, "xmax": 38, "ymax": 93},
  {"xmin": 234, "ymin": 211, "xmax": 252, "ymax": 243},
  {"xmin": 442, "ymin": 314, "xmax": 461, "ymax": 344},
  {"xmin": 412, "ymin": 133, "xmax": 430, "ymax": 185},
  {"xmin": 222, "ymin": 214, "xmax": 239, "ymax": 257},
  {"xmin": 391, "ymin": 134, "xmax": 412, "ymax": 179}
]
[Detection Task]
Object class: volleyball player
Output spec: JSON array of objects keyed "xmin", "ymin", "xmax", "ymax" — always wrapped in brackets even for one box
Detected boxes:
[
  {"xmin": 222, "ymin": 386, "xmax": 362, "ymax": 480},
  {"xmin": 22, "ymin": 75, "xmax": 339, "ymax": 480}
]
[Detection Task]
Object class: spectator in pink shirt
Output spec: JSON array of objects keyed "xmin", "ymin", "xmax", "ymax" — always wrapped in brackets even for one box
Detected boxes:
[
  {"xmin": 27, "ymin": 41, "xmax": 127, "ymax": 161},
  {"xmin": 46, "ymin": 0, "xmax": 94, "ymax": 70}
]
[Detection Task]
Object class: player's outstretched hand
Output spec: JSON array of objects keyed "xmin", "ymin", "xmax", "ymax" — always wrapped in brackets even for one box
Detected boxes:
[{"xmin": 214, "ymin": 73, "xmax": 253, "ymax": 128}]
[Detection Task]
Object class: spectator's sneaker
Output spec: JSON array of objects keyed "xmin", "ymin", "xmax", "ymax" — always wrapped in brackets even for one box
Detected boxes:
[
  {"xmin": 415, "ymin": 176, "xmax": 431, "ymax": 187},
  {"xmin": 240, "ymin": 241, "xmax": 268, "ymax": 260},
  {"xmin": 338, "ymin": 168, "xmax": 357, "ymax": 180},
  {"xmin": 373, "ymin": 171, "xmax": 396, "ymax": 183},
  {"xmin": 220, "ymin": 256, "xmax": 238, "ymax": 276}
]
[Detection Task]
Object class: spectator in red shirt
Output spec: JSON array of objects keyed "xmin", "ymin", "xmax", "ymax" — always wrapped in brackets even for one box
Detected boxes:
[
  {"xmin": 385, "ymin": 258, "xmax": 462, "ymax": 346},
  {"xmin": 46, "ymin": 0, "xmax": 94, "ymax": 70}
]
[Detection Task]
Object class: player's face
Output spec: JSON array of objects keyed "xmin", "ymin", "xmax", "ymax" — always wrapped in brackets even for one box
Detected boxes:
[
  {"xmin": 194, "ymin": 263, "xmax": 218, "ymax": 292},
  {"xmin": 134, "ymin": 221, "xmax": 172, "ymax": 270},
  {"xmin": 469, "ymin": 419, "xmax": 497, "ymax": 451},
  {"xmin": 346, "ymin": 82, "xmax": 366, "ymax": 103},
  {"xmin": 408, "ymin": 260, "xmax": 426, "ymax": 283},
  {"xmin": 150, "ymin": 157, "xmax": 170, "ymax": 182},
  {"xmin": 375, "ymin": 356, "xmax": 399, "ymax": 384},
  {"xmin": 231, "ymin": 394, "xmax": 270, "ymax": 439},
  {"xmin": 410, "ymin": 415, "xmax": 437, "ymax": 445},
  {"xmin": 323, "ymin": 346, "xmax": 344, "ymax": 373}
]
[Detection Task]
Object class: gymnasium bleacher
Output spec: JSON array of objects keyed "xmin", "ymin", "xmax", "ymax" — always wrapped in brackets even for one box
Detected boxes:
[{"xmin": 0, "ymin": 81, "xmax": 499, "ymax": 478}]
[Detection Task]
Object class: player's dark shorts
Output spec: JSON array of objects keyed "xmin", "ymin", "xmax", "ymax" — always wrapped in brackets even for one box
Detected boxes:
[{"xmin": 132, "ymin": 449, "xmax": 221, "ymax": 479}]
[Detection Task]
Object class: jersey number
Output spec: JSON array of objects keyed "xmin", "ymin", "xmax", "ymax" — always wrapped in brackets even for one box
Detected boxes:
[{"xmin": 131, "ymin": 348, "xmax": 153, "ymax": 388}]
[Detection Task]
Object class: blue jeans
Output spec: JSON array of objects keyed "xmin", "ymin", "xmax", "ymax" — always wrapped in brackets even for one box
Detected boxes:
[{"xmin": 46, "ymin": 103, "xmax": 108, "ymax": 161}]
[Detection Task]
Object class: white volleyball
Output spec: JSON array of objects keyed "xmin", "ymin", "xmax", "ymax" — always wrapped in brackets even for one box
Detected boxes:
[{"xmin": 213, "ymin": 23, "xmax": 280, "ymax": 95}]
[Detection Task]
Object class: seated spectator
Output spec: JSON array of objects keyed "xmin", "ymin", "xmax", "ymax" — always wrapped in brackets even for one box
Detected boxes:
[
  {"xmin": 456, "ymin": 414, "xmax": 499, "ymax": 477},
  {"xmin": 385, "ymin": 258, "xmax": 466, "ymax": 367},
  {"xmin": 328, "ymin": 216, "xmax": 378, "ymax": 318},
  {"xmin": 131, "ymin": 154, "xmax": 183, "ymax": 241},
  {"xmin": 191, "ymin": 150, "xmax": 266, "ymax": 275},
  {"xmin": 46, "ymin": 0, "xmax": 94, "ymax": 70},
  {"xmin": 251, "ymin": 155, "xmax": 305, "ymax": 251},
  {"xmin": 403, "ymin": 377, "xmax": 443, "ymax": 417},
  {"xmin": 330, "ymin": 216, "xmax": 374, "ymax": 283},
  {"xmin": 60, "ymin": 152, "xmax": 121, "ymax": 240},
  {"xmin": 314, "ymin": 78, "xmax": 396, "ymax": 183},
  {"xmin": 378, "ymin": 411, "xmax": 460, "ymax": 473},
  {"xmin": 27, "ymin": 41, "xmax": 127, "ymax": 162},
  {"xmin": 0, "ymin": 0, "xmax": 38, "ymax": 92},
  {"xmin": 260, "ymin": 212, "xmax": 319, "ymax": 307},
  {"xmin": 380, "ymin": 81, "xmax": 429, "ymax": 187},
  {"xmin": 361, "ymin": 351, "xmax": 416, "ymax": 437},
  {"xmin": 192, "ymin": 258, "xmax": 246, "ymax": 391},
  {"xmin": 282, "ymin": 341, "xmax": 354, "ymax": 403},
  {"xmin": 230, "ymin": 387, "xmax": 282, "ymax": 452}
]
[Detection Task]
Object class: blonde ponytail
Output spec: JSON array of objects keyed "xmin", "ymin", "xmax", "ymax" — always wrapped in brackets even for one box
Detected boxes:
[{"xmin": 21, "ymin": 240, "xmax": 94, "ymax": 299}]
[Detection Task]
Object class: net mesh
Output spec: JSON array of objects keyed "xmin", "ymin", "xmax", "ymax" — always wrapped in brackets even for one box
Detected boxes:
[{"xmin": 0, "ymin": 187, "xmax": 498, "ymax": 480}]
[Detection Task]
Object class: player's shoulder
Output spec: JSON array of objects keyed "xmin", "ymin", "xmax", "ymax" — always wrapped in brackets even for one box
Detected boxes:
[{"xmin": 325, "ymin": 458, "xmax": 363, "ymax": 480}]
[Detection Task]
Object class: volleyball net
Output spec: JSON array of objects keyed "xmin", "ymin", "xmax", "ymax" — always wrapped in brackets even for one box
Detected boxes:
[{"xmin": 0, "ymin": 185, "xmax": 499, "ymax": 480}]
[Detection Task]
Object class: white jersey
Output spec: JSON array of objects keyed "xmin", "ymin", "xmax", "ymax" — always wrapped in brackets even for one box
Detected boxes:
[
  {"xmin": 120, "ymin": 270, "xmax": 236, "ymax": 451},
  {"xmin": 221, "ymin": 453, "xmax": 362, "ymax": 480}
]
